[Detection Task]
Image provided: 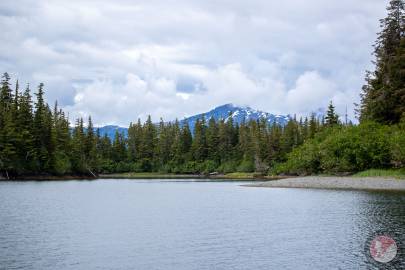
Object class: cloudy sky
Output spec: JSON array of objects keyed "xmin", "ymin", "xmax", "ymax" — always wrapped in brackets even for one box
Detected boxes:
[{"xmin": 0, "ymin": 0, "xmax": 387, "ymax": 126}]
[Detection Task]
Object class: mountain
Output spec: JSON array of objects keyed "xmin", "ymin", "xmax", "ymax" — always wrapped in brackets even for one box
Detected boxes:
[
  {"xmin": 96, "ymin": 125, "xmax": 128, "ymax": 139},
  {"xmin": 180, "ymin": 103, "xmax": 290, "ymax": 131},
  {"xmin": 96, "ymin": 104, "xmax": 290, "ymax": 140}
]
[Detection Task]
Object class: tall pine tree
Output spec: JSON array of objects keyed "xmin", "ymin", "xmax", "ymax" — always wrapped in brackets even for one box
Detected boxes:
[{"xmin": 360, "ymin": 0, "xmax": 405, "ymax": 123}]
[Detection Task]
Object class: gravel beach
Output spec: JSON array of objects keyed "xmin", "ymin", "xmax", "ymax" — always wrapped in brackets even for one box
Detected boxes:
[{"xmin": 245, "ymin": 176, "xmax": 405, "ymax": 191}]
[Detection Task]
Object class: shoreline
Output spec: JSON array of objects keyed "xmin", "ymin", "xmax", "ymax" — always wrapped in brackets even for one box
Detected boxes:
[
  {"xmin": 0, "ymin": 173, "xmax": 283, "ymax": 181},
  {"xmin": 244, "ymin": 176, "xmax": 405, "ymax": 191},
  {"xmin": 2, "ymin": 174, "xmax": 405, "ymax": 191},
  {"xmin": 98, "ymin": 173, "xmax": 283, "ymax": 181},
  {"xmin": 0, "ymin": 175, "xmax": 98, "ymax": 181}
]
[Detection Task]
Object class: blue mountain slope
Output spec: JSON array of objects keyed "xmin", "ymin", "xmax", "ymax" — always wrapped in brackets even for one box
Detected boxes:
[
  {"xmin": 95, "ymin": 125, "xmax": 128, "ymax": 139},
  {"xmin": 96, "ymin": 104, "xmax": 290, "ymax": 140}
]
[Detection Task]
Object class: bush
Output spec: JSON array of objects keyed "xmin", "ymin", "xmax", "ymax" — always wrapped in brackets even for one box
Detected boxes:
[
  {"xmin": 99, "ymin": 159, "xmax": 115, "ymax": 173},
  {"xmin": 322, "ymin": 122, "xmax": 391, "ymax": 172},
  {"xmin": 276, "ymin": 122, "xmax": 398, "ymax": 175},
  {"xmin": 115, "ymin": 161, "xmax": 132, "ymax": 173},
  {"xmin": 218, "ymin": 160, "xmax": 238, "ymax": 173},
  {"xmin": 237, "ymin": 158, "xmax": 255, "ymax": 173},
  {"xmin": 274, "ymin": 140, "xmax": 321, "ymax": 175},
  {"xmin": 52, "ymin": 151, "xmax": 72, "ymax": 175},
  {"xmin": 182, "ymin": 161, "xmax": 199, "ymax": 174},
  {"xmin": 390, "ymin": 126, "xmax": 405, "ymax": 167},
  {"xmin": 202, "ymin": 160, "xmax": 219, "ymax": 174}
]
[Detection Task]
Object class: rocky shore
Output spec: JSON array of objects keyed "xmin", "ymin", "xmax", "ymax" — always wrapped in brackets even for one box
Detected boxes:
[{"xmin": 244, "ymin": 176, "xmax": 405, "ymax": 191}]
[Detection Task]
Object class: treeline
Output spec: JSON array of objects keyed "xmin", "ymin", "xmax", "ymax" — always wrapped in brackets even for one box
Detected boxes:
[
  {"xmin": 108, "ymin": 104, "xmax": 338, "ymax": 174},
  {"xmin": 0, "ymin": 74, "xmax": 337, "ymax": 177},
  {"xmin": 0, "ymin": 74, "xmax": 100, "ymax": 178}
]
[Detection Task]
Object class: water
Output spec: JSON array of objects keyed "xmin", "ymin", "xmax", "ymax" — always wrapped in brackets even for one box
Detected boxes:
[{"xmin": 0, "ymin": 180, "xmax": 404, "ymax": 269}]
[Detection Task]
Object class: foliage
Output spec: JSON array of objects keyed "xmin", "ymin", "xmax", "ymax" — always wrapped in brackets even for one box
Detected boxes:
[
  {"xmin": 276, "ymin": 122, "xmax": 404, "ymax": 175},
  {"xmin": 360, "ymin": 0, "xmax": 405, "ymax": 124},
  {"xmin": 353, "ymin": 168, "xmax": 405, "ymax": 179}
]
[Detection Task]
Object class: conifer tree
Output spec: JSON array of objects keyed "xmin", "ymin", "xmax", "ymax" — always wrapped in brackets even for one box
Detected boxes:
[
  {"xmin": 52, "ymin": 102, "xmax": 71, "ymax": 174},
  {"xmin": 16, "ymin": 84, "xmax": 36, "ymax": 172},
  {"xmin": 309, "ymin": 114, "xmax": 318, "ymax": 138},
  {"xmin": 0, "ymin": 73, "xmax": 17, "ymax": 178},
  {"xmin": 112, "ymin": 131, "xmax": 127, "ymax": 164},
  {"xmin": 180, "ymin": 122, "xmax": 192, "ymax": 157},
  {"xmin": 71, "ymin": 118, "xmax": 86, "ymax": 173},
  {"xmin": 206, "ymin": 117, "xmax": 219, "ymax": 163},
  {"xmin": 170, "ymin": 120, "xmax": 184, "ymax": 167},
  {"xmin": 325, "ymin": 101, "xmax": 339, "ymax": 126},
  {"xmin": 218, "ymin": 118, "xmax": 231, "ymax": 162},
  {"xmin": 360, "ymin": 0, "xmax": 405, "ymax": 123},
  {"xmin": 141, "ymin": 115, "xmax": 157, "ymax": 171},
  {"xmin": 192, "ymin": 118, "xmax": 207, "ymax": 161},
  {"xmin": 127, "ymin": 119, "xmax": 143, "ymax": 162},
  {"xmin": 85, "ymin": 116, "xmax": 98, "ymax": 174},
  {"xmin": 157, "ymin": 119, "xmax": 172, "ymax": 168}
]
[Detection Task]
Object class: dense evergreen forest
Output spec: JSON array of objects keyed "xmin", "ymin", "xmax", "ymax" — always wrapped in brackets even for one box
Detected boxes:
[
  {"xmin": 0, "ymin": 72, "xmax": 339, "ymax": 177},
  {"xmin": 0, "ymin": 0, "xmax": 404, "ymax": 179}
]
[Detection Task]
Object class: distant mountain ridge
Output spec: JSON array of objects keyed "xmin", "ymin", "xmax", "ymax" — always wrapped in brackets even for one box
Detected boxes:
[
  {"xmin": 96, "ymin": 125, "xmax": 128, "ymax": 139},
  {"xmin": 96, "ymin": 104, "xmax": 291, "ymax": 139},
  {"xmin": 180, "ymin": 103, "xmax": 290, "ymax": 131}
]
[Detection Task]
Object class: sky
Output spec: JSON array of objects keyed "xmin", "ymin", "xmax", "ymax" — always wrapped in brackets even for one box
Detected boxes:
[{"xmin": 0, "ymin": 0, "xmax": 387, "ymax": 126}]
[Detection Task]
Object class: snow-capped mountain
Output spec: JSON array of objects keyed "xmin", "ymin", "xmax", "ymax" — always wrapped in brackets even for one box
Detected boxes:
[
  {"xmin": 181, "ymin": 104, "xmax": 290, "ymax": 130},
  {"xmin": 97, "ymin": 104, "xmax": 290, "ymax": 139}
]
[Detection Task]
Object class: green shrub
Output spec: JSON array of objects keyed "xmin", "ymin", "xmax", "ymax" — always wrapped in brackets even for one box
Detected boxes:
[
  {"xmin": 218, "ymin": 160, "xmax": 238, "ymax": 173},
  {"xmin": 320, "ymin": 122, "xmax": 391, "ymax": 173},
  {"xmin": 202, "ymin": 160, "xmax": 219, "ymax": 173},
  {"xmin": 182, "ymin": 161, "xmax": 199, "ymax": 174},
  {"xmin": 276, "ymin": 122, "xmax": 399, "ymax": 175},
  {"xmin": 52, "ymin": 151, "xmax": 72, "ymax": 175},
  {"xmin": 237, "ymin": 158, "xmax": 255, "ymax": 173},
  {"xmin": 275, "ymin": 140, "xmax": 321, "ymax": 175},
  {"xmin": 390, "ymin": 126, "xmax": 405, "ymax": 167},
  {"xmin": 115, "ymin": 161, "xmax": 132, "ymax": 173}
]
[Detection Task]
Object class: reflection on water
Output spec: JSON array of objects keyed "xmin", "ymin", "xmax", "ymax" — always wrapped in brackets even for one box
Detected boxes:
[{"xmin": 0, "ymin": 180, "xmax": 404, "ymax": 269}]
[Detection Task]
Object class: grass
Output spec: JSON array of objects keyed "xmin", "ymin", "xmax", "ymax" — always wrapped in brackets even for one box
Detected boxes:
[
  {"xmin": 222, "ymin": 172, "xmax": 256, "ymax": 179},
  {"xmin": 353, "ymin": 169, "xmax": 405, "ymax": 179}
]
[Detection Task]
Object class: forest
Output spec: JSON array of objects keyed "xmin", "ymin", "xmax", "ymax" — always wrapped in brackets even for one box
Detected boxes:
[{"xmin": 0, "ymin": 0, "xmax": 404, "ymax": 179}]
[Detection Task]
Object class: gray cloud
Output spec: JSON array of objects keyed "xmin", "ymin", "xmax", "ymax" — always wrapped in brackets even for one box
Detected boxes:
[{"xmin": 0, "ymin": 0, "xmax": 387, "ymax": 125}]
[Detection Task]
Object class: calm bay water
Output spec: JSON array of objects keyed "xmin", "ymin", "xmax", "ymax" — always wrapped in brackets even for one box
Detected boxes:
[{"xmin": 0, "ymin": 179, "xmax": 404, "ymax": 269}]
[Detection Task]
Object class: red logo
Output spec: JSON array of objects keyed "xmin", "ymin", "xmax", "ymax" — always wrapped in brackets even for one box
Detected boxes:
[{"xmin": 369, "ymin": 235, "xmax": 398, "ymax": 263}]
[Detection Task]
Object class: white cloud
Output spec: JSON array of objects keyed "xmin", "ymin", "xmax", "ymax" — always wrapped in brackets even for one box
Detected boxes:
[
  {"xmin": 286, "ymin": 71, "xmax": 336, "ymax": 114},
  {"xmin": 0, "ymin": 0, "xmax": 387, "ymax": 125}
]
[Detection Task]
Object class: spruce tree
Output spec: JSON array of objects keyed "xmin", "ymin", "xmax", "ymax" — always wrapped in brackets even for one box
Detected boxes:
[
  {"xmin": 206, "ymin": 117, "xmax": 219, "ymax": 163},
  {"xmin": 157, "ymin": 119, "xmax": 172, "ymax": 169},
  {"xmin": 325, "ymin": 101, "xmax": 339, "ymax": 126},
  {"xmin": 85, "ymin": 116, "xmax": 98, "ymax": 174},
  {"xmin": 127, "ymin": 119, "xmax": 143, "ymax": 163},
  {"xmin": 360, "ymin": 0, "xmax": 405, "ymax": 123},
  {"xmin": 180, "ymin": 122, "xmax": 192, "ymax": 158},
  {"xmin": 141, "ymin": 115, "xmax": 157, "ymax": 171},
  {"xmin": 0, "ymin": 73, "xmax": 17, "ymax": 177},
  {"xmin": 191, "ymin": 118, "xmax": 207, "ymax": 162},
  {"xmin": 71, "ymin": 118, "xmax": 86, "ymax": 173},
  {"xmin": 16, "ymin": 84, "xmax": 36, "ymax": 172},
  {"xmin": 170, "ymin": 120, "xmax": 184, "ymax": 167}
]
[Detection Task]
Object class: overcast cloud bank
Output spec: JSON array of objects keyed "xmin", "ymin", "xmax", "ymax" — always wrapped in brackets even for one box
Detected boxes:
[{"xmin": 0, "ymin": 0, "xmax": 387, "ymax": 125}]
